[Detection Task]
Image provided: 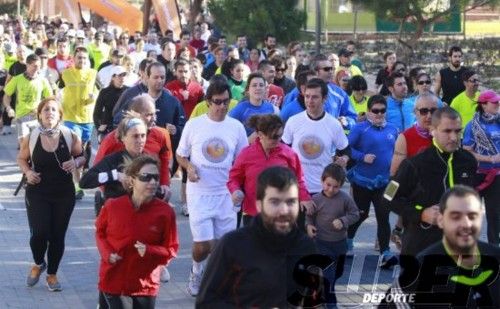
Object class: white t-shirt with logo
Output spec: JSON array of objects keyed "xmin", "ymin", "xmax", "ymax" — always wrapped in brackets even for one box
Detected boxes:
[
  {"xmin": 177, "ymin": 114, "xmax": 248, "ymax": 195},
  {"xmin": 282, "ymin": 111, "xmax": 348, "ymax": 193}
]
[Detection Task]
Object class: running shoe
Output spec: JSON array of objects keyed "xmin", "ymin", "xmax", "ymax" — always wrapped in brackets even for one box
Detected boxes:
[
  {"xmin": 379, "ymin": 251, "xmax": 398, "ymax": 269},
  {"xmin": 75, "ymin": 189, "xmax": 84, "ymax": 200},
  {"xmin": 46, "ymin": 274, "xmax": 62, "ymax": 292},
  {"xmin": 160, "ymin": 266, "xmax": 170, "ymax": 283},
  {"xmin": 181, "ymin": 203, "xmax": 189, "ymax": 217},
  {"xmin": 26, "ymin": 262, "xmax": 47, "ymax": 287},
  {"xmin": 187, "ymin": 268, "xmax": 203, "ymax": 297},
  {"xmin": 390, "ymin": 227, "xmax": 403, "ymax": 250}
]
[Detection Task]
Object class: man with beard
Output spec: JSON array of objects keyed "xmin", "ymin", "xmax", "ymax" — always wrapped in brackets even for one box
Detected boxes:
[
  {"xmin": 381, "ymin": 185, "xmax": 500, "ymax": 308},
  {"xmin": 434, "ymin": 46, "xmax": 468, "ymax": 105},
  {"xmin": 385, "ymin": 107, "xmax": 478, "ymax": 257},
  {"xmin": 259, "ymin": 33, "xmax": 277, "ymax": 61},
  {"xmin": 450, "ymin": 69, "xmax": 481, "ymax": 127},
  {"xmin": 196, "ymin": 166, "xmax": 318, "ymax": 308}
]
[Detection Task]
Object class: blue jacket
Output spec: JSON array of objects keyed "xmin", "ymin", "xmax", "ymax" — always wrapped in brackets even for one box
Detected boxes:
[
  {"xmin": 347, "ymin": 121, "xmax": 399, "ymax": 189},
  {"xmin": 281, "ymin": 83, "xmax": 356, "ymax": 129},
  {"xmin": 154, "ymin": 90, "xmax": 186, "ymax": 145},
  {"xmin": 386, "ymin": 96, "xmax": 414, "ymax": 132},
  {"xmin": 280, "ymin": 96, "xmax": 305, "ymax": 123}
]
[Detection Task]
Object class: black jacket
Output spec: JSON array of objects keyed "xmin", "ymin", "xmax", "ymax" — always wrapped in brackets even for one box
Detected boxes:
[
  {"xmin": 196, "ymin": 215, "xmax": 319, "ymax": 308},
  {"xmin": 386, "ymin": 145, "xmax": 478, "ymax": 256},
  {"xmin": 79, "ymin": 151, "xmax": 130, "ymax": 199},
  {"xmin": 93, "ymin": 84, "xmax": 128, "ymax": 127},
  {"xmin": 381, "ymin": 241, "xmax": 500, "ymax": 308}
]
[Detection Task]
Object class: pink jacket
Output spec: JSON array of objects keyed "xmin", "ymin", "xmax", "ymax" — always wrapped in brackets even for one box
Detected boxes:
[{"xmin": 227, "ymin": 138, "xmax": 311, "ymax": 216}]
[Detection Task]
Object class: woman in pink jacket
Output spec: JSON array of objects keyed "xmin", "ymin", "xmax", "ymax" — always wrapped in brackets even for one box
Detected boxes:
[
  {"xmin": 96, "ymin": 155, "xmax": 178, "ymax": 308},
  {"xmin": 227, "ymin": 114, "xmax": 312, "ymax": 227}
]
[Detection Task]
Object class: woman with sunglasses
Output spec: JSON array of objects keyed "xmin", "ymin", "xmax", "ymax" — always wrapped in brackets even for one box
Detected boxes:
[
  {"xmin": 96, "ymin": 155, "xmax": 178, "ymax": 308},
  {"xmin": 463, "ymin": 90, "xmax": 500, "ymax": 245},
  {"xmin": 228, "ymin": 114, "xmax": 311, "ymax": 227},
  {"xmin": 402, "ymin": 72, "xmax": 444, "ymax": 126},
  {"xmin": 346, "ymin": 95, "xmax": 399, "ymax": 268},
  {"xmin": 348, "ymin": 76, "xmax": 370, "ymax": 122},
  {"xmin": 389, "ymin": 92, "xmax": 440, "ymax": 249}
]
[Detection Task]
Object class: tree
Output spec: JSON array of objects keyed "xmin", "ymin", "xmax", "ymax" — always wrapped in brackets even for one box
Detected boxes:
[
  {"xmin": 207, "ymin": 0, "xmax": 307, "ymax": 44},
  {"xmin": 353, "ymin": 0, "xmax": 499, "ymax": 51}
]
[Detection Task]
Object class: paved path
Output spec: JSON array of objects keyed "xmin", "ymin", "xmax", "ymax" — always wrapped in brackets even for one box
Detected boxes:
[{"xmin": 0, "ymin": 129, "xmax": 488, "ymax": 308}]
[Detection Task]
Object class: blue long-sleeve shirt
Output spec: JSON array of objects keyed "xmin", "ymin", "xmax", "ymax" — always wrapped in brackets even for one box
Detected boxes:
[
  {"xmin": 280, "ymin": 83, "xmax": 356, "ymax": 129},
  {"xmin": 347, "ymin": 121, "xmax": 399, "ymax": 189},
  {"xmin": 228, "ymin": 99, "xmax": 276, "ymax": 136},
  {"xmin": 280, "ymin": 96, "xmax": 305, "ymax": 123}
]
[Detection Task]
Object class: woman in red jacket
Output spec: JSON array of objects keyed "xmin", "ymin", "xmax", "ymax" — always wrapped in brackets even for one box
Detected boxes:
[
  {"xmin": 227, "ymin": 114, "xmax": 312, "ymax": 227},
  {"xmin": 96, "ymin": 155, "xmax": 178, "ymax": 308}
]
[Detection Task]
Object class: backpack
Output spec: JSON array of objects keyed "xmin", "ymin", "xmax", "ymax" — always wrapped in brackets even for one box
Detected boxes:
[{"xmin": 28, "ymin": 125, "xmax": 73, "ymax": 167}]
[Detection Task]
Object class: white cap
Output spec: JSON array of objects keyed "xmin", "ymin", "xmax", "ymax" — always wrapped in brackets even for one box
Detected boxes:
[
  {"xmin": 111, "ymin": 66, "xmax": 127, "ymax": 76},
  {"xmin": 76, "ymin": 30, "xmax": 85, "ymax": 39},
  {"xmin": 66, "ymin": 29, "xmax": 76, "ymax": 37}
]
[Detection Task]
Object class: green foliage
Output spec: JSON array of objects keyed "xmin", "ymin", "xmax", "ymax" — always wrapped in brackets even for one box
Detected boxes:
[{"xmin": 207, "ymin": 0, "xmax": 306, "ymax": 45}]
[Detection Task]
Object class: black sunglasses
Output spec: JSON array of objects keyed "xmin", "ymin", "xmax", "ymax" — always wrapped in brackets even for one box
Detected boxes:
[
  {"xmin": 418, "ymin": 107, "xmax": 437, "ymax": 115},
  {"xmin": 210, "ymin": 98, "xmax": 230, "ymax": 105},
  {"xmin": 320, "ymin": 66, "xmax": 333, "ymax": 72},
  {"xmin": 136, "ymin": 173, "xmax": 160, "ymax": 182},
  {"xmin": 370, "ymin": 108, "xmax": 386, "ymax": 114},
  {"xmin": 417, "ymin": 80, "xmax": 431, "ymax": 85},
  {"xmin": 276, "ymin": 68, "xmax": 287, "ymax": 72}
]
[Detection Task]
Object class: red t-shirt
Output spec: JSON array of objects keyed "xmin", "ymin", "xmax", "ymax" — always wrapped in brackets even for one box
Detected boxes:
[
  {"xmin": 267, "ymin": 84, "xmax": 284, "ymax": 108},
  {"xmin": 402, "ymin": 125, "xmax": 432, "ymax": 157},
  {"xmin": 165, "ymin": 79, "xmax": 204, "ymax": 118}
]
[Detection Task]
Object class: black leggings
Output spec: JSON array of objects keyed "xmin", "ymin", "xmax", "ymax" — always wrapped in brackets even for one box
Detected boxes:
[
  {"xmin": 347, "ymin": 183, "xmax": 390, "ymax": 253},
  {"xmin": 103, "ymin": 293, "xmax": 156, "ymax": 309},
  {"xmin": 25, "ymin": 187, "xmax": 75, "ymax": 274},
  {"xmin": 482, "ymin": 175, "xmax": 500, "ymax": 245}
]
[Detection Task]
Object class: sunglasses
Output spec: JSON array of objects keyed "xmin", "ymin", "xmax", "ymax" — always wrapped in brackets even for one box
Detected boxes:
[
  {"xmin": 370, "ymin": 108, "xmax": 386, "ymax": 114},
  {"xmin": 320, "ymin": 66, "xmax": 333, "ymax": 72},
  {"xmin": 211, "ymin": 98, "xmax": 230, "ymax": 105},
  {"xmin": 417, "ymin": 80, "xmax": 431, "ymax": 85},
  {"xmin": 468, "ymin": 79, "xmax": 480, "ymax": 84},
  {"xmin": 417, "ymin": 107, "xmax": 437, "ymax": 115},
  {"xmin": 341, "ymin": 78, "xmax": 351, "ymax": 83},
  {"xmin": 276, "ymin": 68, "xmax": 287, "ymax": 72},
  {"xmin": 136, "ymin": 173, "xmax": 160, "ymax": 182}
]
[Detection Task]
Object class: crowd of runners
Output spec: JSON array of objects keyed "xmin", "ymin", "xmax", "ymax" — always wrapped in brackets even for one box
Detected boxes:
[{"xmin": 0, "ymin": 12, "xmax": 499, "ymax": 308}]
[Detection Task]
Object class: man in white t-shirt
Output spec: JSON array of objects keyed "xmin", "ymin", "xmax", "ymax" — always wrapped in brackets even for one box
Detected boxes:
[
  {"xmin": 282, "ymin": 78, "xmax": 351, "ymax": 194},
  {"xmin": 176, "ymin": 79, "xmax": 248, "ymax": 297}
]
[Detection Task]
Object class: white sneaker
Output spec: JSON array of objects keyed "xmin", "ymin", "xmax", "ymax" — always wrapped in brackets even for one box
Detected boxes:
[
  {"xmin": 181, "ymin": 203, "xmax": 189, "ymax": 217},
  {"xmin": 160, "ymin": 266, "xmax": 170, "ymax": 283},
  {"xmin": 187, "ymin": 268, "xmax": 203, "ymax": 297}
]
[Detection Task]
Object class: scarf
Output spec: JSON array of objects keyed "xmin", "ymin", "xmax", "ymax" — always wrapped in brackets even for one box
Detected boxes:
[
  {"xmin": 39, "ymin": 123, "xmax": 60, "ymax": 137},
  {"xmin": 471, "ymin": 112, "xmax": 499, "ymax": 156},
  {"xmin": 367, "ymin": 118, "xmax": 386, "ymax": 128},
  {"xmin": 415, "ymin": 122, "xmax": 432, "ymax": 139}
]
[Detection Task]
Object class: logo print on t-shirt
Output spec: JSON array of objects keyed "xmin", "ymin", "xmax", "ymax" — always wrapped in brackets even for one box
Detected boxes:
[
  {"xmin": 202, "ymin": 137, "xmax": 229, "ymax": 163},
  {"xmin": 298, "ymin": 135, "xmax": 324, "ymax": 160}
]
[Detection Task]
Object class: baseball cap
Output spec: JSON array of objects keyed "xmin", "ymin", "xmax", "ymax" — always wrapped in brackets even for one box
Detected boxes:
[
  {"xmin": 111, "ymin": 48, "xmax": 125, "ymax": 58},
  {"xmin": 338, "ymin": 48, "xmax": 353, "ymax": 57},
  {"xmin": 478, "ymin": 90, "xmax": 500, "ymax": 104},
  {"xmin": 66, "ymin": 29, "xmax": 76, "ymax": 37},
  {"xmin": 111, "ymin": 66, "xmax": 127, "ymax": 76},
  {"xmin": 4, "ymin": 42, "xmax": 14, "ymax": 54}
]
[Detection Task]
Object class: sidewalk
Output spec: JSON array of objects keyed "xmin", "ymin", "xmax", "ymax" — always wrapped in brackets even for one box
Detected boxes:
[{"xmin": 0, "ymin": 129, "xmax": 488, "ymax": 308}]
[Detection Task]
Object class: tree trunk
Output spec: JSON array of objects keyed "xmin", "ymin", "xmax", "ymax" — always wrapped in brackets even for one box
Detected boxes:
[{"xmin": 189, "ymin": 0, "xmax": 204, "ymax": 30}]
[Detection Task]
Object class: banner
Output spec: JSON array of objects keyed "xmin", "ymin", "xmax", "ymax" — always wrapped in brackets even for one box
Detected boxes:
[
  {"xmin": 77, "ymin": 0, "xmax": 143, "ymax": 33},
  {"xmin": 29, "ymin": 0, "xmax": 80, "ymax": 28},
  {"xmin": 151, "ymin": 0, "xmax": 181, "ymax": 40}
]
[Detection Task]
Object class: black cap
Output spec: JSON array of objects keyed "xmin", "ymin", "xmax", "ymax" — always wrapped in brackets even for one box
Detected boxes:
[
  {"xmin": 34, "ymin": 47, "xmax": 48, "ymax": 56},
  {"xmin": 111, "ymin": 49, "xmax": 124, "ymax": 57},
  {"xmin": 338, "ymin": 48, "xmax": 353, "ymax": 57}
]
